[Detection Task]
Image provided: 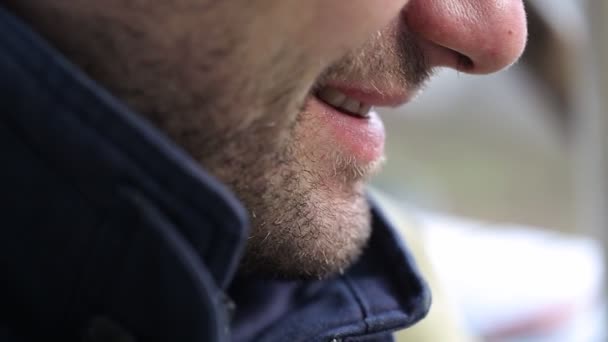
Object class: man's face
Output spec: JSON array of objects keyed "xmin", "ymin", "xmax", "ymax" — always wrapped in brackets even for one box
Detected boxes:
[{"xmin": 10, "ymin": 0, "xmax": 527, "ymax": 278}]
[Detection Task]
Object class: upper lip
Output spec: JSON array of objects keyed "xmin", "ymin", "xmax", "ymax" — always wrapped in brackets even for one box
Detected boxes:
[{"xmin": 320, "ymin": 81, "xmax": 416, "ymax": 108}]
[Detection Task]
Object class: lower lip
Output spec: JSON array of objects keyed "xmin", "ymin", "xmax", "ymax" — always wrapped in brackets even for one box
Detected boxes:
[{"xmin": 306, "ymin": 95, "xmax": 385, "ymax": 164}]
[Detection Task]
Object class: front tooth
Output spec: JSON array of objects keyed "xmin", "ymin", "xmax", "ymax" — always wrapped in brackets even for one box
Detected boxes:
[
  {"xmin": 318, "ymin": 87, "xmax": 346, "ymax": 107},
  {"xmin": 358, "ymin": 104, "xmax": 372, "ymax": 117},
  {"xmin": 341, "ymin": 98, "xmax": 361, "ymax": 114}
]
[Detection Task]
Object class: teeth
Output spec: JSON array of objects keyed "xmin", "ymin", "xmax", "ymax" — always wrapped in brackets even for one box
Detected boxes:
[
  {"xmin": 341, "ymin": 98, "xmax": 361, "ymax": 114},
  {"xmin": 317, "ymin": 87, "xmax": 346, "ymax": 107},
  {"xmin": 358, "ymin": 104, "xmax": 372, "ymax": 116},
  {"xmin": 316, "ymin": 86, "xmax": 371, "ymax": 118}
]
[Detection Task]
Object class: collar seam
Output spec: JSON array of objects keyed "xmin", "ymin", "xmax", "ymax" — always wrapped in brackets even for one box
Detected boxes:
[{"xmin": 341, "ymin": 275, "xmax": 371, "ymax": 335}]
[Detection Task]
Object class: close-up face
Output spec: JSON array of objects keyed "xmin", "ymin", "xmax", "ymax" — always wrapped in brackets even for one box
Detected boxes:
[{"xmin": 7, "ymin": 0, "xmax": 527, "ymax": 278}]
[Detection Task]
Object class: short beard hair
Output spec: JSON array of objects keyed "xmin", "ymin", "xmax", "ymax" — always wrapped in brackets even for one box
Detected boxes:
[{"xmin": 6, "ymin": 2, "xmax": 431, "ymax": 279}]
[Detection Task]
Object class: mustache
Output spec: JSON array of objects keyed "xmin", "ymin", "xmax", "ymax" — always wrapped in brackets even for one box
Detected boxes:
[{"xmin": 315, "ymin": 25, "xmax": 433, "ymax": 94}]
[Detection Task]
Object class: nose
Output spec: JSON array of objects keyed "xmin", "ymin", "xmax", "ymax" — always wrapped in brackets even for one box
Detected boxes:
[{"xmin": 404, "ymin": 0, "xmax": 528, "ymax": 74}]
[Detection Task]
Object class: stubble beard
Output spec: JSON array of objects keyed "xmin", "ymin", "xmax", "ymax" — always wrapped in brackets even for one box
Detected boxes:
[
  {"xmin": 215, "ymin": 118, "xmax": 374, "ymax": 279},
  {"xmin": 12, "ymin": 1, "xmax": 430, "ymax": 279},
  {"xmin": 187, "ymin": 71, "xmax": 375, "ymax": 278},
  {"xmin": 125, "ymin": 22, "xmax": 429, "ymax": 280},
  {"xmin": 227, "ymin": 24, "xmax": 432, "ymax": 279}
]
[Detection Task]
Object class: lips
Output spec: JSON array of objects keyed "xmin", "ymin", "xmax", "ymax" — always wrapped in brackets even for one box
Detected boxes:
[{"xmin": 302, "ymin": 81, "xmax": 415, "ymax": 179}]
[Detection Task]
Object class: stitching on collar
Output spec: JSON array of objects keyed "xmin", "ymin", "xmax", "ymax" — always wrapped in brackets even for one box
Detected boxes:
[{"xmin": 341, "ymin": 275, "xmax": 371, "ymax": 335}]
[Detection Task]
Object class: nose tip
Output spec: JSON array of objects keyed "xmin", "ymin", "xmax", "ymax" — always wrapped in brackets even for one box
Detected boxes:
[{"xmin": 404, "ymin": 0, "xmax": 528, "ymax": 74}]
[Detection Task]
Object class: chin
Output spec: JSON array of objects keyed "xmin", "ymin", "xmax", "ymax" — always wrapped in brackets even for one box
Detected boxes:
[{"xmin": 239, "ymin": 182, "xmax": 372, "ymax": 280}]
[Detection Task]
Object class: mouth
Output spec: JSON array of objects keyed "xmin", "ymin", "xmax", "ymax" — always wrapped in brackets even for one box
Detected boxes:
[
  {"xmin": 302, "ymin": 82, "xmax": 415, "ymax": 177},
  {"xmin": 313, "ymin": 82, "xmax": 414, "ymax": 118}
]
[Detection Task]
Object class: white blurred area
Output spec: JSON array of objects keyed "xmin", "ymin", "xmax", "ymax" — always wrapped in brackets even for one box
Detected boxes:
[{"xmin": 373, "ymin": 0, "xmax": 607, "ymax": 340}]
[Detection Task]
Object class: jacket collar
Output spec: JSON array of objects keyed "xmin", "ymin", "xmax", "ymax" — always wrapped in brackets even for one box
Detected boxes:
[
  {"xmin": 0, "ymin": 5, "xmax": 248, "ymax": 291},
  {"xmin": 229, "ymin": 202, "xmax": 431, "ymax": 341},
  {"xmin": 0, "ymin": 6, "xmax": 430, "ymax": 340}
]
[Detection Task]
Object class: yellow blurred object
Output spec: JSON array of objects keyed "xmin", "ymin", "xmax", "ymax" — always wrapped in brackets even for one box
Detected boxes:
[{"xmin": 369, "ymin": 189, "xmax": 478, "ymax": 342}]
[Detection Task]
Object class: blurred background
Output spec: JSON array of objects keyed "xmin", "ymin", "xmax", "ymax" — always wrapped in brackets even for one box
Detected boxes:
[{"xmin": 373, "ymin": 0, "xmax": 607, "ymax": 341}]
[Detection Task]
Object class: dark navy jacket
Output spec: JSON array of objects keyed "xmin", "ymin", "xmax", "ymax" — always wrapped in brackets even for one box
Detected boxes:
[{"xmin": 0, "ymin": 7, "xmax": 430, "ymax": 342}]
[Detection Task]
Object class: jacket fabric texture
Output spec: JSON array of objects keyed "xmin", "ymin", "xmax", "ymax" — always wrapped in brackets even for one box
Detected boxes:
[{"xmin": 0, "ymin": 7, "xmax": 430, "ymax": 342}]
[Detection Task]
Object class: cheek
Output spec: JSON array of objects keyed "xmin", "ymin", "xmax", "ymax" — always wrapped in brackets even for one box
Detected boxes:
[{"xmin": 306, "ymin": 0, "xmax": 410, "ymax": 62}]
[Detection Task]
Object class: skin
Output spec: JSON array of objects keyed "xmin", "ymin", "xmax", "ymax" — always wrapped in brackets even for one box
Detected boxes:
[{"xmin": 5, "ymin": 0, "xmax": 527, "ymax": 278}]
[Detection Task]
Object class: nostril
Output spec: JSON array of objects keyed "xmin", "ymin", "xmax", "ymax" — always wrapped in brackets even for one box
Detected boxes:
[
  {"xmin": 456, "ymin": 53, "xmax": 474, "ymax": 72},
  {"xmin": 414, "ymin": 35, "xmax": 477, "ymax": 73}
]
